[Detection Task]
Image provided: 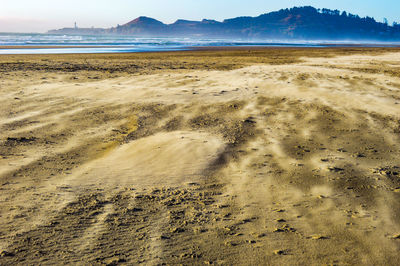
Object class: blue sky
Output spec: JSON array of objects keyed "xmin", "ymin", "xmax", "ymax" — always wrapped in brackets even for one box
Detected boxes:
[{"xmin": 0, "ymin": 0, "xmax": 399, "ymax": 32}]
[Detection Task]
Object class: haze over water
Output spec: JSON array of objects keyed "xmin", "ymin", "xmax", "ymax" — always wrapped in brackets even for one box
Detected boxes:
[{"xmin": 1, "ymin": 33, "xmax": 399, "ymax": 54}]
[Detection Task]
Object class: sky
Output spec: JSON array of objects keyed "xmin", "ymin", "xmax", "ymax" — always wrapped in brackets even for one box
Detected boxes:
[{"xmin": 0, "ymin": 0, "xmax": 399, "ymax": 33}]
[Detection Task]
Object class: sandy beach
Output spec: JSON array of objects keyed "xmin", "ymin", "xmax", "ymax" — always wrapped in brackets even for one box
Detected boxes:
[{"xmin": 0, "ymin": 47, "xmax": 400, "ymax": 265}]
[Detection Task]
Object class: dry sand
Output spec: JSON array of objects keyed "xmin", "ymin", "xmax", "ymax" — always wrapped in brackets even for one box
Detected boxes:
[{"xmin": 0, "ymin": 48, "xmax": 400, "ymax": 265}]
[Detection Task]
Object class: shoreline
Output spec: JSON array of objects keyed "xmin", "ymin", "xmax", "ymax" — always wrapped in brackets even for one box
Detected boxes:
[
  {"xmin": 0, "ymin": 45, "xmax": 119, "ymax": 49},
  {"xmin": 0, "ymin": 43, "xmax": 400, "ymax": 55}
]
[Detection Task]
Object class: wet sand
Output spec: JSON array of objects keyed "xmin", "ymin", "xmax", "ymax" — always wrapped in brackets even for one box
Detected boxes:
[
  {"xmin": 0, "ymin": 48, "xmax": 400, "ymax": 265},
  {"xmin": 0, "ymin": 46, "xmax": 114, "ymax": 49}
]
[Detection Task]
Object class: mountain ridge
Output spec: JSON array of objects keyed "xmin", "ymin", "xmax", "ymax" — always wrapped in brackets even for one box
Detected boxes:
[{"xmin": 48, "ymin": 6, "xmax": 400, "ymax": 40}]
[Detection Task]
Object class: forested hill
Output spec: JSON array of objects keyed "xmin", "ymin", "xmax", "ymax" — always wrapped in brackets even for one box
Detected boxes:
[{"xmin": 48, "ymin": 6, "xmax": 400, "ymax": 40}]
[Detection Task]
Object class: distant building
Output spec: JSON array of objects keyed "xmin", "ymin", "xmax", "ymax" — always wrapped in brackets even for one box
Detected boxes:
[{"xmin": 74, "ymin": 22, "xmax": 78, "ymax": 29}]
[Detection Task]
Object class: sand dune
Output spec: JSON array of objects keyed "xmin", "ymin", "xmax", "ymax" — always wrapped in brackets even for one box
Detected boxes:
[
  {"xmin": 68, "ymin": 131, "xmax": 226, "ymax": 189},
  {"xmin": 0, "ymin": 49, "xmax": 400, "ymax": 265}
]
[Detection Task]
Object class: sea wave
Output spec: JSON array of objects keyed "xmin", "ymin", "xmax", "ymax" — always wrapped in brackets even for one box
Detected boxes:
[{"xmin": 0, "ymin": 33, "xmax": 399, "ymax": 54}]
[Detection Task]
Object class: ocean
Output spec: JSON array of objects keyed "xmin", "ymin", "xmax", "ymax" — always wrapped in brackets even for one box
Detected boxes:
[{"xmin": 0, "ymin": 33, "xmax": 399, "ymax": 54}]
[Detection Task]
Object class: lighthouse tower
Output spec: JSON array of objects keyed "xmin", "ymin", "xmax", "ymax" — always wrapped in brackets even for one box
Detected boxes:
[{"xmin": 74, "ymin": 22, "xmax": 77, "ymax": 29}]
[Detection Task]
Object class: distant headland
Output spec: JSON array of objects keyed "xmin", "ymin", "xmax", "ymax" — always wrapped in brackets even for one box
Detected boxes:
[{"xmin": 48, "ymin": 6, "xmax": 400, "ymax": 41}]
